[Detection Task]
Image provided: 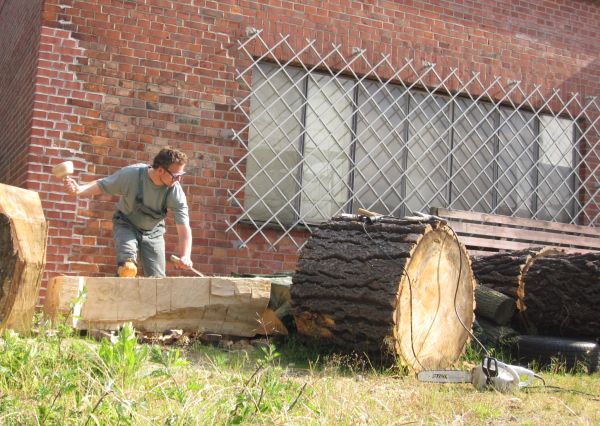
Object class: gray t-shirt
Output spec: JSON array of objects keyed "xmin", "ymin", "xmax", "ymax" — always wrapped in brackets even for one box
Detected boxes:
[{"xmin": 97, "ymin": 164, "xmax": 189, "ymax": 229}]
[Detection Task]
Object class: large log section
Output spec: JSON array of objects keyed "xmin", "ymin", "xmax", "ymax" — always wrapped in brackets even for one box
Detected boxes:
[
  {"xmin": 521, "ymin": 253, "xmax": 600, "ymax": 338},
  {"xmin": 0, "ymin": 184, "xmax": 48, "ymax": 333},
  {"xmin": 471, "ymin": 247, "xmax": 562, "ymax": 312},
  {"xmin": 291, "ymin": 216, "xmax": 476, "ymax": 371},
  {"xmin": 44, "ymin": 276, "xmax": 273, "ymax": 337}
]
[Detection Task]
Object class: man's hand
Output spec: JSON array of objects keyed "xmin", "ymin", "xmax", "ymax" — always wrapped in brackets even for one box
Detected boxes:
[
  {"xmin": 170, "ymin": 255, "xmax": 204, "ymax": 276},
  {"xmin": 171, "ymin": 254, "xmax": 194, "ymax": 270},
  {"xmin": 64, "ymin": 176, "xmax": 80, "ymax": 196},
  {"xmin": 63, "ymin": 178, "xmax": 103, "ymax": 197},
  {"xmin": 173, "ymin": 255, "xmax": 193, "ymax": 270}
]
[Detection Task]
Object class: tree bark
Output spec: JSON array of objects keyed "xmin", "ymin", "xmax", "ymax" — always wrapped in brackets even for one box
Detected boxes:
[
  {"xmin": 471, "ymin": 247, "xmax": 562, "ymax": 312},
  {"xmin": 291, "ymin": 216, "xmax": 476, "ymax": 372},
  {"xmin": 0, "ymin": 184, "xmax": 48, "ymax": 333},
  {"xmin": 475, "ymin": 285, "xmax": 516, "ymax": 326},
  {"xmin": 520, "ymin": 253, "xmax": 600, "ymax": 338},
  {"xmin": 474, "ymin": 318, "xmax": 518, "ymax": 348}
]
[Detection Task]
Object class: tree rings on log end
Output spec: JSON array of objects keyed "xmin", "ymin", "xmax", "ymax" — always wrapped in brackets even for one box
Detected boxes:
[
  {"xmin": 394, "ymin": 225, "xmax": 475, "ymax": 372},
  {"xmin": 291, "ymin": 217, "xmax": 476, "ymax": 372}
]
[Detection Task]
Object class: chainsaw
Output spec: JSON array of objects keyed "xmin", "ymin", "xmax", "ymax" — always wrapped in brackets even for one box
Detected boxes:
[{"xmin": 417, "ymin": 357, "xmax": 536, "ymax": 392}]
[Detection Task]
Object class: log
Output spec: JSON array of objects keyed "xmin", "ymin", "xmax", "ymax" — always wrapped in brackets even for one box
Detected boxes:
[
  {"xmin": 474, "ymin": 285, "xmax": 516, "ymax": 326},
  {"xmin": 0, "ymin": 184, "xmax": 48, "ymax": 333},
  {"xmin": 291, "ymin": 216, "xmax": 476, "ymax": 372},
  {"xmin": 44, "ymin": 276, "xmax": 272, "ymax": 337},
  {"xmin": 257, "ymin": 308, "xmax": 288, "ymax": 336},
  {"xmin": 471, "ymin": 247, "xmax": 562, "ymax": 312},
  {"xmin": 473, "ymin": 318, "xmax": 518, "ymax": 348},
  {"xmin": 234, "ymin": 273, "xmax": 294, "ymax": 333},
  {"xmin": 267, "ymin": 275, "xmax": 292, "ymax": 318},
  {"xmin": 512, "ymin": 335, "xmax": 600, "ymax": 373},
  {"xmin": 520, "ymin": 253, "xmax": 600, "ymax": 338},
  {"xmin": 267, "ymin": 276, "xmax": 292, "ymax": 333}
]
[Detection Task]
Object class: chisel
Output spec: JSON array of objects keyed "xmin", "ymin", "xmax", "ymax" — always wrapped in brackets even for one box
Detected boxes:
[{"xmin": 170, "ymin": 255, "xmax": 205, "ymax": 277}]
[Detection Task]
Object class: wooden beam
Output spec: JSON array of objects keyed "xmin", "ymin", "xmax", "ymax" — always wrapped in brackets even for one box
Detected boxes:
[
  {"xmin": 44, "ymin": 276, "xmax": 272, "ymax": 337},
  {"xmin": 431, "ymin": 207, "xmax": 600, "ymax": 237}
]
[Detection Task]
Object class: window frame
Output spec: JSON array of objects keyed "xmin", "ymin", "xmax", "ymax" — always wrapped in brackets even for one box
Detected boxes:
[{"xmin": 243, "ymin": 63, "xmax": 580, "ymax": 226}]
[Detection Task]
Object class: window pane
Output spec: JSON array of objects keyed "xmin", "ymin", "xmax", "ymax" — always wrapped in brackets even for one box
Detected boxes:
[
  {"xmin": 300, "ymin": 74, "xmax": 355, "ymax": 222},
  {"xmin": 537, "ymin": 116, "xmax": 575, "ymax": 222},
  {"xmin": 451, "ymin": 98, "xmax": 495, "ymax": 212},
  {"xmin": 406, "ymin": 91, "xmax": 452, "ymax": 215},
  {"xmin": 353, "ymin": 80, "xmax": 407, "ymax": 215},
  {"xmin": 496, "ymin": 108, "xmax": 536, "ymax": 217},
  {"xmin": 244, "ymin": 63, "xmax": 305, "ymax": 223}
]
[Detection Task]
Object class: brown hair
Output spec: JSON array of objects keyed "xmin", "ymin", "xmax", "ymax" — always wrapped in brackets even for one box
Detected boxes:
[{"xmin": 152, "ymin": 148, "xmax": 188, "ymax": 170}]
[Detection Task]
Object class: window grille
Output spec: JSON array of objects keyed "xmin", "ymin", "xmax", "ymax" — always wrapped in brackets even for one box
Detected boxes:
[{"xmin": 227, "ymin": 29, "xmax": 600, "ymax": 251}]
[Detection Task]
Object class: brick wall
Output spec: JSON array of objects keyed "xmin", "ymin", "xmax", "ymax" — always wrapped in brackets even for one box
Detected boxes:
[
  {"xmin": 14, "ymin": 0, "xmax": 600, "ymax": 299},
  {"xmin": 0, "ymin": 0, "xmax": 42, "ymax": 187},
  {"xmin": 33, "ymin": 24, "xmax": 99, "ymax": 302}
]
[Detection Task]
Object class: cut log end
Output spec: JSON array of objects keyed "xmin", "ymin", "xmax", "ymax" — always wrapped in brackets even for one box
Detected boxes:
[
  {"xmin": 394, "ymin": 226, "xmax": 475, "ymax": 371},
  {"xmin": 0, "ymin": 184, "xmax": 48, "ymax": 333}
]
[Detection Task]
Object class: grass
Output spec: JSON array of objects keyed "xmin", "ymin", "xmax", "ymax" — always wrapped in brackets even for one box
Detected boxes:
[{"xmin": 0, "ymin": 318, "xmax": 598, "ymax": 425}]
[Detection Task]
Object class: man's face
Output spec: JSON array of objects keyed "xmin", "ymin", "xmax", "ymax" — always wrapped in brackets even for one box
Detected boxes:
[{"xmin": 160, "ymin": 163, "xmax": 186, "ymax": 187}]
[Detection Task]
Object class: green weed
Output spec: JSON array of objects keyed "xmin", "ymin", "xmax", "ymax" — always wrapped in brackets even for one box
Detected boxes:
[
  {"xmin": 0, "ymin": 319, "xmax": 598, "ymax": 425},
  {"xmin": 227, "ymin": 343, "xmax": 308, "ymax": 424},
  {"xmin": 472, "ymin": 401, "xmax": 502, "ymax": 420},
  {"xmin": 97, "ymin": 322, "xmax": 149, "ymax": 386}
]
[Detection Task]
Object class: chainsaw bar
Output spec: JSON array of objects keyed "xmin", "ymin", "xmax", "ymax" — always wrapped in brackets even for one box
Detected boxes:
[{"xmin": 417, "ymin": 370, "xmax": 472, "ymax": 383}]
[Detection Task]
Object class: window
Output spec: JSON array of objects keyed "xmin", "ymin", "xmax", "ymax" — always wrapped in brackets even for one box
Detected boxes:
[
  {"xmin": 244, "ymin": 64, "xmax": 304, "ymax": 224},
  {"xmin": 496, "ymin": 108, "xmax": 536, "ymax": 218},
  {"xmin": 354, "ymin": 80, "xmax": 408, "ymax": 216},
  {"xmin": 300, "ymin": 74, "xmax": 354, "ymax": 222},
  {"xmin": 537, "ymin": 116, "xmax": 577, "ymax": 222},
  {"xmin": 244, "ymin": 62, "xmax": 579, "ymax": 225}
]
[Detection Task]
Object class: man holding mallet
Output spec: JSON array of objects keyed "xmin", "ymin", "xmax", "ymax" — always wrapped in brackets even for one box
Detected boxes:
[{"xmin": 60, "ymin": 148, "xmax": 194, "ymax": 277}]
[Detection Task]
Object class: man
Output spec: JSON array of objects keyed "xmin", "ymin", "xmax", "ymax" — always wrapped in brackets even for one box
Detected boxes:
[{"xmin": 64, "ymin": 148, "xmax": 194, "ymax": 277}]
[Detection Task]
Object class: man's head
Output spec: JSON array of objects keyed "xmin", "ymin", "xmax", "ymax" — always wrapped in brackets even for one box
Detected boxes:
[{"xmin": 152, "ymin": 148, "xmax": 188, "ymax": 187}]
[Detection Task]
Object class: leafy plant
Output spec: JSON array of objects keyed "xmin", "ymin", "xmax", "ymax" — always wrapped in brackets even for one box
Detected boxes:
[
  {"xmin": 97, "ymin": 322, "xmax": 148, "ymax": 385},
  {"xmin": 150, "ymin": 345, "xmax": 190, "ymax": 403}
]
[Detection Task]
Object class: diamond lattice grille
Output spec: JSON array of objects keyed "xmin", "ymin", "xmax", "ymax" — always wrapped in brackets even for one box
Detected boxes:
[{"xmin": 227, "ymin": 30, "xmax": 600, "ymax": 250}]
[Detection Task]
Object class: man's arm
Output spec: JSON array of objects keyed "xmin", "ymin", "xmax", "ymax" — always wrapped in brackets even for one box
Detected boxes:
[
  {"xmin": 64, "ymin": 177, "xmax": 104, "ymax": 197},
  {"xmin": 175, "ymin": 222, "xmax": 193, "ymax": 269}
]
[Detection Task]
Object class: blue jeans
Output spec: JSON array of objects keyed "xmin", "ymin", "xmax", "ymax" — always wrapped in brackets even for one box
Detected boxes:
[{"xmin": 113, "ymin": 211, "xmax": 166, "ymax": 277}]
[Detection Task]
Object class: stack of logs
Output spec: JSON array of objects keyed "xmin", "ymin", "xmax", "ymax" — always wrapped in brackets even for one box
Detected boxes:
[
  {"xmin": 472, "ymin": 247, "xmax": 600, "ymax": 340},
  {"xmin": 291, "ymin": 216, "xmax": 600, "ymax": 371},
  {"xmin": 2, "ymin": 178, "xmax": 597, "ymax": 366}
]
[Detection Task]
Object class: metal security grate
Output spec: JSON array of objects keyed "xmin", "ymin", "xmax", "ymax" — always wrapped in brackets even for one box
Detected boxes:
[{"xmin": 227, "ymin": 29, "xmax": 600, "ymax": 251}]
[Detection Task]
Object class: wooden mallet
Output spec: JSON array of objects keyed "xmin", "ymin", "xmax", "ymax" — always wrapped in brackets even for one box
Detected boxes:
[{"xmin": 52, "ymin": 161, "xmax": 74, "ymax": 180}]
